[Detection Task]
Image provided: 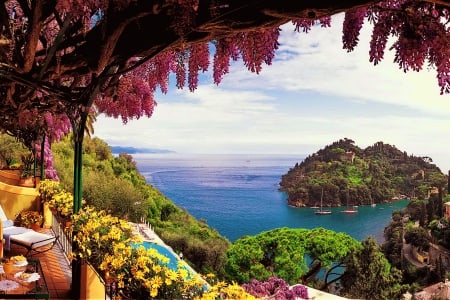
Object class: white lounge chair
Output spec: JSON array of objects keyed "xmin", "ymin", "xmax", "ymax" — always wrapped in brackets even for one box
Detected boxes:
[{"xmin": 0, "ymin": 205, "xmax": 58, "ymax": 257}]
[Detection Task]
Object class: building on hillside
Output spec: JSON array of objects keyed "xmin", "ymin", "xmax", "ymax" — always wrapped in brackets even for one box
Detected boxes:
[
  {"xmin": 444, "ymin": 202, "xmax": 450, "ymax": 219},
  {"xmin": 427, "ymin": 186, "xmax": 439, "ymax": 199},
  {"xmin": 340, "ymin": 151, "xmax": 355, "ymax": 164},
  {"xmin": 412, "ymin": 246, "xmax": 430, "ymax": 264}
]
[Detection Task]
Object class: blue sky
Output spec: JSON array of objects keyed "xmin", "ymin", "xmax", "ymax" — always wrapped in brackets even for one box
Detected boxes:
[{"xmin": 94, "ymin": 13, "xmax": 450, "ymax": 172}]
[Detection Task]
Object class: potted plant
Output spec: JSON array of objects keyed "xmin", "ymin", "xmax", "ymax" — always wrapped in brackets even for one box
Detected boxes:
[
  {"xmin": 19, "ymin": 153, "xmax": 35, "ymax": 187},
  {"xmin": 15, "ymin": 210, "xmax": 43, "ymax": 230}
]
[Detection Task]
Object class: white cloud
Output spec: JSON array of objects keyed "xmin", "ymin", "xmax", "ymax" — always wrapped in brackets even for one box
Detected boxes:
[{"xmin": 94, "ymin": 13, "xmax": 450, "ymax": 172}]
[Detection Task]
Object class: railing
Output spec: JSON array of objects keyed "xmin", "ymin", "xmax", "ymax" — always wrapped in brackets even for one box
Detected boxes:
[
  {"xmin": 50, "ymin": 212, "xmax": 116, "ymax": 299},
  {"xmin": 50, "ymin": 212, "xmax": 72, "ymax": 262}
]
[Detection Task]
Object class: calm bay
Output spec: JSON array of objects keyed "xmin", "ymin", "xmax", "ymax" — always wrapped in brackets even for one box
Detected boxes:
[{"xmin": 135, "ymin": 153, "xmax": 408, "ymax": 243}]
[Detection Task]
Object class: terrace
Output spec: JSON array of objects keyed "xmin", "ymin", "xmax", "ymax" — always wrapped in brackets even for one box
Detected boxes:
[{"xmin": 7, "ymin": 228, "xmax": 72, "ymax": 299}]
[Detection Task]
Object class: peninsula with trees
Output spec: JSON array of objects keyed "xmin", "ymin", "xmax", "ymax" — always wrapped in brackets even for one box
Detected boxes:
[{"xmin": 279, "ymin": 138, "xmax": 447, "ymax": 208}]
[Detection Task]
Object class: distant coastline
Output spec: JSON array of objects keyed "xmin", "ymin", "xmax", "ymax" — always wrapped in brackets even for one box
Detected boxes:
[{"xmin": 111, "ymin": 146, "xmax": 176, "ymax": 154}]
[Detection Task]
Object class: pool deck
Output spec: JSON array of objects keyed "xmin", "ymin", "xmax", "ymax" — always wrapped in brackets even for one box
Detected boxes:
[{"xmin": 131, "ymin": 222, "xmax": 187, "ymax": 262}]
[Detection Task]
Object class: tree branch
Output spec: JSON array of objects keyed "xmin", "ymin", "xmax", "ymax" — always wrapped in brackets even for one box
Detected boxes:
[{"xmin": 20, "ymin": 0, "xmax": 43, "ymax": 73}]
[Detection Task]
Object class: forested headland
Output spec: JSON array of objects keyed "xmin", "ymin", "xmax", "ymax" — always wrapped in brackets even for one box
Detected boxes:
[{"xmin": 279, "ymin": 138, "xmax": 447, "ymax": 208}]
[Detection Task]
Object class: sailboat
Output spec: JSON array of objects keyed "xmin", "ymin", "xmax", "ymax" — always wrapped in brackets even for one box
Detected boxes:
[
  {"xmin": 315, "ymin": 188, "xmax": 332, "ymax": 215},
  {"xmin": 341, "ymin": 206, "xmax": 358, "ymax": 214},
  {"xmin": 341, "ymin": 196, "xmax": 358, "ymax": 214}
]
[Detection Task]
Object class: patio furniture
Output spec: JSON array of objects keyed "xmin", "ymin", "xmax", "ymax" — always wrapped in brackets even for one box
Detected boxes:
[{"xmin": 0, "ymin": 206, "xmax": 58, "ymax": 257}]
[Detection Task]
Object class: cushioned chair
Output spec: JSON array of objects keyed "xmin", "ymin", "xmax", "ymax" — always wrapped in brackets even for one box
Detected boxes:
[{"xmin": 0, "ymin": 205, "xmax": 58, "ymax": 257}]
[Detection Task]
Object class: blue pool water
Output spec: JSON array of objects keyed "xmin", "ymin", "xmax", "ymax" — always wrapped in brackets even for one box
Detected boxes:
[
  {"xmin": 140, "ymin": 242, "xmax": 180, "ymax": 270},
  {"xmin": 140, "ymin": 241, "xmax": 201, "ymax": 284}
]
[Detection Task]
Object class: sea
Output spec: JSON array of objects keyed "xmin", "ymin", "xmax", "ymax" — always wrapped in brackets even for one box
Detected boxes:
[{"xmin": 134, "ymin": 153, "xmax": 409, "ymax": 243}]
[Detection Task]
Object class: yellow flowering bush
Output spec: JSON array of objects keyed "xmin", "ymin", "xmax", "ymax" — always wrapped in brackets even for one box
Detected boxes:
[
  {"xmin": 15, "ymin": 210, "xmax": 43, "ymax": 228},
  {"xmin": 49, "ymin": 190, "xmax": 74, "ymax": 217},
  {"xmin": 70, "ymin": 205, "xmax": 258, "ymax": 299},
  {"xmin": 38, "ymin": 179, "xmax": 64, "ymax": 203},
  {"xmin": 199, "ymin": 274, "xmax": 257, "ymax": 300},
  {"xmin": 41, "ymin": 181, "xmax": 259, "ymax": 299},
  {"xmin": 39, "ymin": 179, "xmax": 85, "ymax": 218},
  {"xmin": 71, "ymin": 206, "xmax": 208, "ymax": 299},
  {"xmin": 71, "ymin": 206, "xmax": 138, "ymax": 268},
  {"xmin": 100, "ymin": 244, "xmax": 207, "ymax": 299}
]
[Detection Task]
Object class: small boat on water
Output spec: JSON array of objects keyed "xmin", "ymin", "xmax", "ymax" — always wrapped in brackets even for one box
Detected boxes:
[
  {"xmin": 341, "ymin": 197, "xmax": 358, "ymax": 214},
  {"xmin": 341, "ymin": 207, "xmax": 358, "ymax": 214},
  {"xmin": 315, "ymin": 188, "xmax": 332, "ymax": 215},
  {"xmin": 315, "ymin": 209, "xmax": 332, "ymax": 215}
]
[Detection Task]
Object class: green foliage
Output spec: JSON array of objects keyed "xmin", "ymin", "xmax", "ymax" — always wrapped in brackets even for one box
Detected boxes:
[
  {"xmin": 304, "ymin": 228, "xmax": 359, "ymax": 269},
  {"xmin": 160, "ymin": 204, "xmax": 177, "ymax": 221},
  {"xmin": 383, "ymin": 201, "xmax": 450, "ymax": 290},
  {"xmin": 51, "ymin": 135, "xmax": 231, "ymax": 275},
  {"xmin": 280, "ymin": 138, "xmax": 445, "ymax": 207},
  {"xmin": 0, "ymin": 135, "xmax": 28, "ymax": 167},
  {"xmin": 224, "ymin": 227, "xmax": 359, "ymax": 288},
  {"xmin": 82, "ymin": 172, "xmax": 149, "ymax": 221},
  {"xmin": 342, "ymin": 237, "xmax": 406, "ymax": 300},
  {"xmin": 404, "ymin": 227, "xmax": 431, "ymax": 251},
  {"xmin": 429, "ymin": 218, "xmax": 450, "ymax": 249},
  {"xmin": 20, "ymin": 152, "xmax": 35, "ymax": 178}
]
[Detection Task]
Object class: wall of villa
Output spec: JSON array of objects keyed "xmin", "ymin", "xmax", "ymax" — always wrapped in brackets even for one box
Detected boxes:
[
  {"xmin": 412, "ymin": 247, "xmax": 430, "ymax": 264},
  {"xmin": 0, "ymin": 170, "xmax": 39, "ymax": 219}
]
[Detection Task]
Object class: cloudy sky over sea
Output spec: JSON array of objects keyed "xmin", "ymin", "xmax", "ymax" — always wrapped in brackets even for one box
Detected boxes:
[{"xmin": 94, "ymin": 13, "xmax": 450, "ymax": 172}]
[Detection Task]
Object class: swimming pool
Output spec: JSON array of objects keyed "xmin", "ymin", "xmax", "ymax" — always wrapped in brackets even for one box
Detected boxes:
[
  {"xmin": 139, "ymin": 241, "xmax": 210, "ymax": 290},
  {"xmin": 140, "ymin": 241, "xmax": 180, "ymax": 271}
]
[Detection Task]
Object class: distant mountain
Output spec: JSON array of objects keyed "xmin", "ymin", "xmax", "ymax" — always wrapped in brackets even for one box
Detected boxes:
[
  {"xmin": 279, "ymin": 138, "xmax": 446, "ymax": 208},
  {"xmin": 110, "ymin": 146, "xmax": 175, "ymax": 154}
]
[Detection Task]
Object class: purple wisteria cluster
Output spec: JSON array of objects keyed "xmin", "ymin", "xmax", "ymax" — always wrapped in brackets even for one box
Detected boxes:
[{"xmin": 242, "ymin": 276, "xmax": 309, "ymax": 300}]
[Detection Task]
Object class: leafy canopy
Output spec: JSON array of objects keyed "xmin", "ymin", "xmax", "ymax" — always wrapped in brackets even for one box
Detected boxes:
[{"xmin": 224, "ymin": 227, "xmax": 360, "ymax": 287}]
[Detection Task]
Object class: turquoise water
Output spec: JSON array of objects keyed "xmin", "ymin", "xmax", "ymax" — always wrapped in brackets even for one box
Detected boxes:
[{"xmin": 136, "ymin": 153, "xmax": 408, "ymax": 243}]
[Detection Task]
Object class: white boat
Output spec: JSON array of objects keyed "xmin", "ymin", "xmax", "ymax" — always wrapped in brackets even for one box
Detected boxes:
[
  {"xmin": 315, "ymin": 209, "xmax": 332, "ymax": 215},
  {"xmin": 341, "ymin": 208, "xmax": 358, "ymax": 214},
  {"xmin": 315, "ymin": 188, "xmax": 332, "ymax": 215},
  {"xmin": 341, "ymin": 198, "xmax": 358, "ymax": 214}
]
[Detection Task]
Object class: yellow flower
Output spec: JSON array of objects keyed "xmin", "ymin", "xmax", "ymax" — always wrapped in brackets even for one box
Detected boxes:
[
  {"xmin": 134, "ymin": 270, "xmax": 146, "ymax": 281},
  {"xmin": 149, "ymin": 276, "xmax": 163, "ymax": 289},
  {"xmin": 196, "ymin": 291, "xmax": 219, "ymax": 300},
  {"xmin": 166, "ymin": 269, "xmax": 178, "ymax": 281},
  {"xmin": 67, "ymin": 252, "xmax": 75, "ymax": 261},
  {"xmin": 152, "ymin": 264, "xmax": 162, "ymax": 273},
  {"xmin": 43, "ymin": 185, "xmax": 221, "ymax": 299},
  {"xmin": 150, "ymin": 288, "xmax": 158, "ymax": 297},
  {"xmin": 178, "ymin": 268, "xmax": 189, "ymax": 280}
]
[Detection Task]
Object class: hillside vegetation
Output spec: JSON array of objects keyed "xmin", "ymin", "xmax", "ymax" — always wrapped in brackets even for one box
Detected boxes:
[
  {"xmin": 51, "ymin": 135, "xmax": 230, "ymax": 275},
  {"xmin": 279, "ymin": 138, "xmax": 446, "ymax": 207}
]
